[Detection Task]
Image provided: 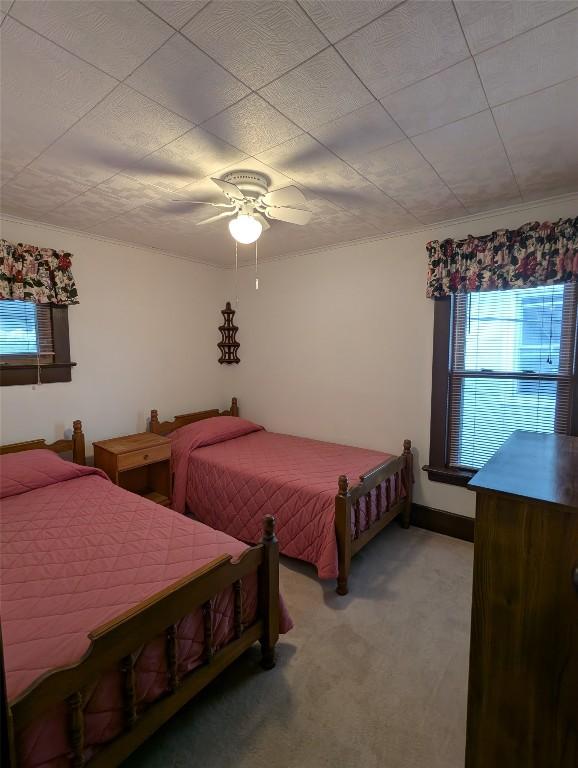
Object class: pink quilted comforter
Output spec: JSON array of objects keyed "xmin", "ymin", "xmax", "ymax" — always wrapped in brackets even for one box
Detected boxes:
[
  {"xmin": 171, "ymin": 417, "xmax": 400, "ymax": 580},
  {"xmin": 0, "ymin": 450, "xmax": 292, "ymax": 768}
]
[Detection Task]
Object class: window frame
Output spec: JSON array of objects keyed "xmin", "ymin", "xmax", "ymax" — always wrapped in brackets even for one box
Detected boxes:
[
  {"xmin": 0, "ymin": 304, "xmax": 75, "ymax": 386},
  {"xmin": 425, "ymin": 292, "xmax": 578, "ymax": 486}
]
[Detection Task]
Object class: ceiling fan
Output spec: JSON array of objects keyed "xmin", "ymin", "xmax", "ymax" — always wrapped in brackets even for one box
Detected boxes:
[{"xmin": 170, "ymin": 171, "xmax": 313, "ymax": 244}]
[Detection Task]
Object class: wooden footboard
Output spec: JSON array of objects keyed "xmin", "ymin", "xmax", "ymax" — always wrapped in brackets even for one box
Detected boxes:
[
  {"xmin": 335, "ymin": 440, "xmax": 413, "ymax": 595},
  {"xmin": 2, "ymin": 516, "xmax": 280, "ymax": 768}
]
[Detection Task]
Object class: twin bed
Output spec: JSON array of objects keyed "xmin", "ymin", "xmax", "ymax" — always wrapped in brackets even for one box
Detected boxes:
[
  {"xmin": 1, "ymin": 400, "xmax": 413, "ymax": 767},
  {"xmin": 151, "ymin": 397, "xmax": 413, "ymax": 596},
  {"xmin": 0, "ymin": 424, "xmax": 289, "ymax": 768}
]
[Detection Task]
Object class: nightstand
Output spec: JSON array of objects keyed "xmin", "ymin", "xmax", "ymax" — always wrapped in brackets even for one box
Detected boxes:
[{"xmin": 93, "ymin": 432, "xmax": 172, "ymax": 507}]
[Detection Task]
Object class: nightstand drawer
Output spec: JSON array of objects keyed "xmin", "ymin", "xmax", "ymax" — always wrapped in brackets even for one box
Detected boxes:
[{"xmin": 118, "ymin": 444, "xmax": 170, "ymax": 471}]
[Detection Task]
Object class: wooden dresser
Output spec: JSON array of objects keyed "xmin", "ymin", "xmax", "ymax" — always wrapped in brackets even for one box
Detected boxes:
[{"xmin": 466, "ymin": 431, "xmax": 578, "ymax": 768}]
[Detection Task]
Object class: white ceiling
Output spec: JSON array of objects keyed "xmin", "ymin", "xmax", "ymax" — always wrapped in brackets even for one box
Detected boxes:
[{"xmin": 1, "ymin": 0, "xmax": 577, "ymax": 267}]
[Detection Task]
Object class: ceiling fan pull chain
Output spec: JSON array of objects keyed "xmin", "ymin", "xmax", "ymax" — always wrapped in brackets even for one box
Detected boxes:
[
  {"xmin": 255, "ymin": 240, "xmax": 259, "ymax": 291},
  {"xmin": 235, "ymin": 241, "xmax": 239, "ymax": 307}
]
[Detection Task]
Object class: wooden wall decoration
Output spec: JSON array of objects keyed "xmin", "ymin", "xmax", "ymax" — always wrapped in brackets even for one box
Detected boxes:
[{"xmin": 218, "ymin": 302, "xmax": 240, "ymax": 365}]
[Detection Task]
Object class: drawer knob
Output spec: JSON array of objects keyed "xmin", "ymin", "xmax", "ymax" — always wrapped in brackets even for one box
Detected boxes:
[{"xmin": 143, "ymin": 453, "xmax": 149, "ymax": 460}]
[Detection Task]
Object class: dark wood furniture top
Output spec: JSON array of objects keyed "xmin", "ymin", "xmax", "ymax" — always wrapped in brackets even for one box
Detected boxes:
[
  {"xmin": 465, "ymin": 430, "xmax": 578, "ymax": 768},
  {"xmin": 0, "ymin": 419, "xmax": 86, "ymax": 465},
  {"xmin": 469, "ymin": 430, "xmax": 578, "ymax": 508},
  {"xmin": 150, "ymin": 397, "xmax": 413, "ymax": 596},
  {"xmin": 93, "ymin": 432, "xmax": 172, "ymax": 507}
]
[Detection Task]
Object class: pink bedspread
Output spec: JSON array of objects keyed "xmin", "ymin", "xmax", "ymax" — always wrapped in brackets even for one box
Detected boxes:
[
  {"xmin": 171, "ymin": 418, "xmax": 400, "ymax": 580},
  {"xmin": 1, "ymin": 450, "xmax": 292, "ymax": 768}
]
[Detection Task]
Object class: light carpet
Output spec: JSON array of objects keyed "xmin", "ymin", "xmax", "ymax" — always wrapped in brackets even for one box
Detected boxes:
[{"xmin": 123, "ymin": 525, "xmax": 473, "ymax": 768}]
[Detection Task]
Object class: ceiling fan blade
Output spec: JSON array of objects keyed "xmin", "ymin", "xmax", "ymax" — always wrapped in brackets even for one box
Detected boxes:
[
  {"xmin": 169, "ymin": 200, "xmax": 235, "ymax": 207},
  {"xmin": 254, "ymin": 213, "xmax": 271, "ymax": 231},
  {"xmin": 211, "ymin": 177, "xmax": 245, "ymax": 201},
  {"xmin": 265, "ymin": 206, "xmax": 312, "ymax": 226},
  {"xmin": 196, "ymin": 210, "xmax": 236, "ymax": 226},
  {"xmin": 261, "ymin": 185, "xmax": 307, "ymax": 208}
]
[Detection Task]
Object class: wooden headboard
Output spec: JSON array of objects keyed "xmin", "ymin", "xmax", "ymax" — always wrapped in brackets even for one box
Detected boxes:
[
  {"xmin": 0, "ymin": 420, "xmax": 86, "ymax": 465},
  {"xmin": 150, "ymin": 397, "xmax": 239, "ymax": 436}
]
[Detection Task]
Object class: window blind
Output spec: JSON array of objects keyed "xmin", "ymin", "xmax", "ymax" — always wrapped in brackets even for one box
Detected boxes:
[
  {"xmin": 448, "ymin": 282, "xmax": 577, "ymax": 469},
  {"xmin": 0, "ymin": 300, "xmax": 54, "ymax": 366}
]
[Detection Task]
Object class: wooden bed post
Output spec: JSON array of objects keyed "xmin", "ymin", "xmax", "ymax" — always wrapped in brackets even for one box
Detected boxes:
[
  {"xmin": 259, "ymin": 515, "xmax": 279, "ymax": 670},
  {"xmin": 335, "ymin": 475, "xmax": 352, "ymax": 596},
  {"xmin": 72, "ymin": 420, "xmax": 85, "ymax": 466},
  {"xmin": 150, "ymin": 409, "xmax": 160, "ymax": 434},
  {"xmin": 401, "ymin": 439, "xmax": 413, "ymax": 529},
  {"xmin": 230, "ymin": 397, "xmax": 239, "ymax": 417}
]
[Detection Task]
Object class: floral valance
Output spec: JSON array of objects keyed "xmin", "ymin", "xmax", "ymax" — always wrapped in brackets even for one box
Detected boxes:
[
  {"xmin": 0, "ymin": 239, "xmax": 79, "ymax": 305},
  {"xmin": 426, "ymin": 217, "xmax": 578, "ymax": 298}
]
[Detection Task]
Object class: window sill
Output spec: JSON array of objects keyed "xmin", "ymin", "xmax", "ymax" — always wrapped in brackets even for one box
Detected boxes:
[
  {"xmin": 422, "ymin": 465, "xmax": 476, "ymax": 487},
  {"xmin": 0, "ymin": 362, "xmax": 76, "ymax": 386}
]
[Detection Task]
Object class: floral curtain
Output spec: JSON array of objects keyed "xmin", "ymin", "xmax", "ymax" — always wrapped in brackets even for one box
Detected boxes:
[
  {"xmin": 426, "ymin": 217, "xmax": 578, "ymax": 298},
  {"xmin": 0, "ymin": 239, "xmax": 79, "ymax": 305}
]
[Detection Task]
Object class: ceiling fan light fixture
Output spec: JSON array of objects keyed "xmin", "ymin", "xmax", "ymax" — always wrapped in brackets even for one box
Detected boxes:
[{"xmin": 228, "ymin": 213, "xmax": 262, "ymax": 244}]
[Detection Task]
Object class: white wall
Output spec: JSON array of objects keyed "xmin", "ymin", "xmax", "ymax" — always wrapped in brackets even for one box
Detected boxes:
[
  {"xmin": 0, "ymin": 217, "xmax": 229, "ymax": 451},
  {"xmin": 224, "ymin": 194, "xmax": 578, "ymax": 518}
]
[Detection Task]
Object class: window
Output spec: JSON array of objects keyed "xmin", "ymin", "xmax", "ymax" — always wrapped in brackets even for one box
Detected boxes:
[
  {"xmin": 427, "ymin": 283, "xmax": 578, "ymax": 484},
  {"xmin": 0, "ymin": 300, "xmax": 74, "ymax": 386}
]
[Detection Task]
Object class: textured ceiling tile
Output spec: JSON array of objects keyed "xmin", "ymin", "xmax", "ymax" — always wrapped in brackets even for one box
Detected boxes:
[
  {"xmin": 348, "ymin": 139, "xmax": 464, "ymax": 214},
  {"xmin": 336, "ymin": 1, "xmax": 469, "ymax": 98},
  {"xmin": 259, "ymin": 47, "xmax": 373, "ymax": 131},
  {"xmin": 258, "ymin": 134, "xmax": 367, "ymax": 192},
  {"xmin": 126, "ymin": 34, "xmax": 249, "ymax": 124},
  {"xmin": 493, "ymin": 78, "xmax": 578, "ymax": 200},
  {"xmin": 142, "ymin": 1, "xmax": 209, "ymax": 29},
  {"xmin": 182, "ymin": 1, "xmax": 326, "ymax": 89},
  {"xmin": 411, "ymin": 202, "xmax": 469, "ymax": 225},
  {"xmin": 47, "ymin": 175, "xmax": 176, "ymax": 227},
  {"xmin": 298, "ymin": 0, "xmax": 399, "ymax": 43},
  {"xmin": 455, "ymin": 0, "xmax": 578, "ymax": 55},
  {"xmin": 0, "ymin": 200, "xmax": 48, "ymax": 221},
  {"xmin": 92, "ymin": 210, "xmax": 234, "ymax": 264},
  {"xmin": 0, "ymin": 18, "xmax": 116, "ymax": 173},
  {"xmin": 303, "ymin": 179, "xmax": 419, "ymax": 232},
  {"xmin": 310, "ymin": 101, "xmax": 404, "ymax": 162},
  {"xmin": 123, "ymin": 127, "xmax": 246, "ymax": 190},
  {"xmin": 202, "ymin": 94, "xmax": 303, "ymax": 155},
  {"xmin": 412, "ymin": 110, "xmax": 520, "ymax": 210},
  {"xmin": 381, "ymin": 59, "xmax": 487, "ymax": 137},
  {"xmin": 28, "ymin": 85, "xmax": 193, "ymax": 185},
  {"xmin": 0, "ymin": 169, "xmax": 88, "ymax": 212},
  {"xmin": 10, "ymin": 0, "xmax": 173, "ymax": 79},
  {"xmin": 476, "ymin": 11, "xmax": 578, "ymax": 106}
]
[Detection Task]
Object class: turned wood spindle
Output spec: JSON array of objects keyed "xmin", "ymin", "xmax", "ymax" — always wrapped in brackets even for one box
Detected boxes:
[
  {"xmin": 386, "ymin": 478, "xmax": 391, "ymax": 512},
  {"xmin": 67, "ymin": 691, "xmax": 84, "ymax": 768},
  {"xmin": 376, "ymin": 483, "xmax": 383, "ymax": 520},
  {"xmin": 365, "ymin": 491, "xmax": 372, "ymax": 532},
  {"xmin": 121, "ymin": 655, "xmax": 137, "ymax": 728},
  {"xmin": 354, "ymin": 498, "xmax": 361, "ymax": 540},
  {"xmin": 166, "ymin": 626, "xmax": 180, "ymax": 692},
  {"xmin": 233, "ymin": 580, "xmax": 243, "ymax": 639},
  {"xmin": 202, "ymin": 601, "xmax": 213, "ymax": 663}
]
